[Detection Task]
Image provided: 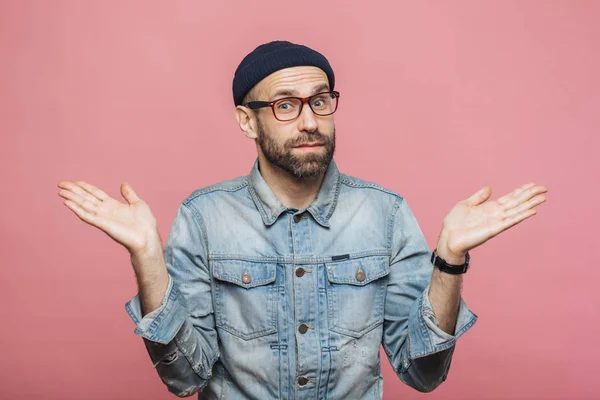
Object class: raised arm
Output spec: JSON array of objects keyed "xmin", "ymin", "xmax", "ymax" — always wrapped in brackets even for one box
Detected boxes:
[
  {"xmin": 57, "ymin": 181, "xmax": 219, "ymax": 396},
  {"xmin": 57, "ymin": 181, "xmax": 169, "ymax": 312}
]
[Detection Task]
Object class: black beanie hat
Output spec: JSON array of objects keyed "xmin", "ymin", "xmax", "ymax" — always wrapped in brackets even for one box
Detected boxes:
[{"xmin": 232, "ymin": 40, "xmax": 335, "ymax": 106}]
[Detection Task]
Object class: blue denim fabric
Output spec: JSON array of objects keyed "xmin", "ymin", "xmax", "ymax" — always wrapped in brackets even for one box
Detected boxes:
[{"xmin": 125, "ymin": 159, "xmax": 477, "ymax": 399}]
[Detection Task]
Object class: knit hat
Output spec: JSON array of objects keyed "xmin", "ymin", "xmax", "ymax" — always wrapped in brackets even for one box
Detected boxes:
[{"xmin": 232, "ymin": 40, "xmax": 335, "ymax": 106}]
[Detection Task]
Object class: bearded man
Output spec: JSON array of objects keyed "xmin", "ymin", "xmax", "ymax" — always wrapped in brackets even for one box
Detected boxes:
[{"xmin": 57, "ymin": 40, "xmax": 548, "ymax": 399}]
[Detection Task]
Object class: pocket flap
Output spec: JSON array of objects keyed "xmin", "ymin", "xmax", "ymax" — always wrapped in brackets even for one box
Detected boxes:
[
  {"xmin": 212, "ymin": 260, "xmax": 277, "ymax": 288},
  {"xmin": 325, "ymin": 255, "xmax": 390, "ymax": 286}
]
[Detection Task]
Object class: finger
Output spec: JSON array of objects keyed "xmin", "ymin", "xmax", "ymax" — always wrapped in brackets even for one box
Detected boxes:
[
  {"xmin": 504, "ymin": 193, "xmax": 547, "ymax": 218},
  {"xmin": 494, "ymin": 208, "xmax": 537, "ymax": 234},
  {"xmin": 60, "ymin": 181, "xmax": 102, "ymax": 206},
  {"xmin": 74, "ymin": 181, "xmax": 110, "ymax": 202},
  {"xmin": 465, "ymin": 185, "xmax": 492, "ymax": 206},
  {"xmin": 63, "ymin": 199, "xmax": 99, "ymax": 226},
  {"xmin": 496, "ymin": 182, "xmax": 537, "ymax": 206},
  {"xmin": 504, "ymin": 185, "xmax": 548, "ymax": 211},
  {"xmin": 58, "ymin": 188, "xmax": 99, "ymax": 214},
  {"xmin": 120, "ymin": 182, "xmax": 141, "ymax": 205}
]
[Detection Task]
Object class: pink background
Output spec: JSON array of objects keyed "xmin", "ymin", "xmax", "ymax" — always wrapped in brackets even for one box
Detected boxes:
[{"xmin": 1, "ymin": 1, "xmax": 598, "ymax": 399}]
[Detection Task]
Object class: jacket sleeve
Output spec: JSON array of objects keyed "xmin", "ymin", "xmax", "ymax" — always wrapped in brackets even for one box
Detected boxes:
[
  {"xmin": 382, "ymin": 197, "xmax": 477, "ymax": 392},
  {"xmin": 125, "ymin": 203, "xmax": 219, "ymax": 397}
]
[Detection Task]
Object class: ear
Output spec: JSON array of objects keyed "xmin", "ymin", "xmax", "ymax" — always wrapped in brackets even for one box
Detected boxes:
[{"xmin": 235, "ymin": 106, "xmax": 259, "ymax": 140}]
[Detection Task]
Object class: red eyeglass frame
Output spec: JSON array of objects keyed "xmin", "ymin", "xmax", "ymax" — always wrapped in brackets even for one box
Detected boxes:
[{"xmin": 245, "ymin": 90, "xmax": 340, "ymax": 122}]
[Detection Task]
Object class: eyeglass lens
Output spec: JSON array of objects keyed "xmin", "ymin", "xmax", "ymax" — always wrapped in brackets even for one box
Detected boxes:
[{"xmin": 273, "ymin": 92, "xmax": 338, "ymax": 121}]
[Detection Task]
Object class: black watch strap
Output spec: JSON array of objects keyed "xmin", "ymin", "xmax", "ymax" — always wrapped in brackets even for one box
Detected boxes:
[{"xmin": 430, "ymin": 249, "xmax": 470, "ymax": 275}]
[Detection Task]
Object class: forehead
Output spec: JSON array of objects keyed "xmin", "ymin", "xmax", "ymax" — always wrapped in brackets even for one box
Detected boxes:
[{"xmin": 255, "ymin": 66, "xmax": 329, "ymax": 98}]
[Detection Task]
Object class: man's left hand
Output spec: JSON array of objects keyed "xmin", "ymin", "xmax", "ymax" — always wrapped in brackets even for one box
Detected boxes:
[{"xmin": 436, "ymin": 182, "xmax": 548, "ymax": 263}]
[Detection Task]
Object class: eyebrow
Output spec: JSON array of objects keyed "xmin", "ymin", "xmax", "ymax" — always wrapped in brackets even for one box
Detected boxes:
[{"xmin": 271, "ymin": 83, "xmax": 330, "ymax": 99}]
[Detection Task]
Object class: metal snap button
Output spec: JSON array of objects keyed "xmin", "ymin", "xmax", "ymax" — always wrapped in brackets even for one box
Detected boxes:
[
  {"xmin": 242, "ymin": 271, "xmax": 252, "ymax": 284},
  {"xmin": 293, "ymin": 214, "xmax": 303, "ymax": 223},
  {"xmin": 356, "ymin": 269, "xmax": 365, "ymax": 282},
  {"xmin": 297, "ymin": 376, "xmax": 309, "ymax": 386},
  {"xmin": 295, "ymin": 268, "xmax": 306, "ymax": 277},
  {"xmin": 298, "ymin": 324, "xmax": 309, "ymax": 334}
]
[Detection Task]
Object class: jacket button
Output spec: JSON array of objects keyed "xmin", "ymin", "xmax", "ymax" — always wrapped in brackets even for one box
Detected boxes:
[
  {"xmin": 293, "ymin": 214, "xmax": 303, "ymax": 223},
  {"xmin": 297, "ymin": 377, "xmax": 309, "ymax": 386},
  {"xmin": 298, "ymin": 324, "xmax": 309, "ymax": 334},
  {"xmin": 242, "ymin": 271, "xmax": 252, "ymax": 284},
  {"xmin": 356, "ymin": 270, "xmax": 365, "ymax": 282},
  {"xmin": 295, "ymin": 268, "xmax": 306, "ymax": 277}
]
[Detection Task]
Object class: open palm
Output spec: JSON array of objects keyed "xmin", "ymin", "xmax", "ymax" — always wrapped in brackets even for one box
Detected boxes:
[
  {"xmin": 57, "ymin": 181, "xmax": 159, "ymax": 254},
  {"xmin": 442, "ymin": 182, "xmax": 548, "ymax": 256}
]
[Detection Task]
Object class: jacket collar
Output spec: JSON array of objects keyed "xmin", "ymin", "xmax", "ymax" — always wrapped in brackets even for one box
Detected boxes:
[{"xmin": 247, "ymin": 158, "xmax": 341, "ymax": 228}]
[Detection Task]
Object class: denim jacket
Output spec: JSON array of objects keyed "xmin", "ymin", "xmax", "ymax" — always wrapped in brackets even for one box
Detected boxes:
[{"xmin": 125, "ymin": 159, "xmax": 477, "ymax": 399}]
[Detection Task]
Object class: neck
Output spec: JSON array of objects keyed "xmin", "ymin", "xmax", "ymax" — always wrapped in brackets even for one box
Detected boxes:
[{"xmin": 257, "ymin": 156, "xmax": 326, "ymax": 210}]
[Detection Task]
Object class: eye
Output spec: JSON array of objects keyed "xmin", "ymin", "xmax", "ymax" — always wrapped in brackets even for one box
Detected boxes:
[
  {"xmin": 275, "ymin": 99, "xmax": 300, "ymax": 114},
  {"xmin": 311, "ymin": 95, "xmax": 329, "ymax": 108}
]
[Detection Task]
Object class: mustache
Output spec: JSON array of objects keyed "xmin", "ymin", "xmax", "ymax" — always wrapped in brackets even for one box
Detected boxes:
[{"xmin": 286, "ymin": 132, "xmax": 332, "ymax": 148}]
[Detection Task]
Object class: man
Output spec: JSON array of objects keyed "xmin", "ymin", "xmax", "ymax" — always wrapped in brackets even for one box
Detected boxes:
[{"xmin": 57, "ymin": 41, "xmax": 547, "ymax": 399}]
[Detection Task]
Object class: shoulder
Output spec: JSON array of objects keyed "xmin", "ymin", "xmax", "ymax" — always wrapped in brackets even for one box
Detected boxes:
[
  {"xmin": 181, "ymin": 175, "xmax": 249, "ymax": 207},
  {"xmin": 339, "ymin": 173, "xmax": 405, "ymax": 203}
]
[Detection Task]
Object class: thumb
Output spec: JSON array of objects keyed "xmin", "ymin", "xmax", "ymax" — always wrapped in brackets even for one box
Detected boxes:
[
  {"xmin": 465, "ymin": 185, "xmax": 492, "ymax": 206},
  {"xmin": 121, "ymin": 182, "xmax": 141, "ymax": 205}
]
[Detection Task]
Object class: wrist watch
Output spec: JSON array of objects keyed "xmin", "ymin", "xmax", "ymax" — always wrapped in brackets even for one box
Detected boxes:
[{"xmin": 430, "ymin": 249, "xmax": 470, "ymax": 275}]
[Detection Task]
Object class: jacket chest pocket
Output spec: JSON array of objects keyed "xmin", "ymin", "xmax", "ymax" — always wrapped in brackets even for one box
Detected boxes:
[
  {"xmin": 211, "ymin": 260, "xmax": 278, "ymax": 340},
  {"xmin": 325, "ymin": 255, "xmax": 390, "ymax": 338}
]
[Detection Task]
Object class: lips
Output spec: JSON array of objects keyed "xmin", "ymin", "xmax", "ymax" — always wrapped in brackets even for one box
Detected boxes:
[{"xmin": 295, "ymin": 142, "xmax": 324, "ymax": 148}]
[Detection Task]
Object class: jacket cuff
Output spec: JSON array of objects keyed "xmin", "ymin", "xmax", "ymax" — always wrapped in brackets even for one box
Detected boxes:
[
  {"xmin": 408, "ymin": 284, "xmax": 478, "ymax": 359},
  {"xmin": 125, "ymin": 275, "xmax": 188, "ymax": 344}
]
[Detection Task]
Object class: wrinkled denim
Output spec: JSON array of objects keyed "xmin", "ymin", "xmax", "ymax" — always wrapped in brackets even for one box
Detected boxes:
[{"xmin": 126, "ymin": 159, "xmax": 477, "ymax": 399}]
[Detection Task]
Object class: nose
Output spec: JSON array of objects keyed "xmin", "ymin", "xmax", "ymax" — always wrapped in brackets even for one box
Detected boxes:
[{"xmin": 296, "ymin": 102, "xmax": 319, "ymax": 134}]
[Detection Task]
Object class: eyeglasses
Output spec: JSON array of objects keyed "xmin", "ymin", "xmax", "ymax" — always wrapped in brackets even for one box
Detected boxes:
[{"xmin": 245, "ymin": 91, "xmax": 340, "ymax": 122}]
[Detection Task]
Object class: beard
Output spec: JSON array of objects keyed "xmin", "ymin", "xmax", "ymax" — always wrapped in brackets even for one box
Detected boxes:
[{"xmin": 256, "ymin": 118, "xmax": 336, "ymax": 178}]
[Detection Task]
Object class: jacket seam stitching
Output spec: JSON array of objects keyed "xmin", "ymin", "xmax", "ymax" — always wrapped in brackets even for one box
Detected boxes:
[{"xmin": 184, "ymin": 180, "xmax": 249, "ymax": 204}]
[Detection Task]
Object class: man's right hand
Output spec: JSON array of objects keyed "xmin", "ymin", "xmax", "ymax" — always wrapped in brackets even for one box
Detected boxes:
[
  {"xmin": 57, "ymin": 181, "xmax": 160, "ymax": 256},
  {"xmin": 58, "ymin": 180, "xmax": 170, "ymax": 314}
]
